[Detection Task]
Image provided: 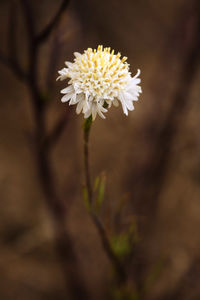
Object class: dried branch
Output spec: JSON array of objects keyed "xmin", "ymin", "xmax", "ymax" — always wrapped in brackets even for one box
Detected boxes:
[
  {"xmin": 8, "ymin": 1, "xmax": 17, "ymax": 59},
  {"xmin": 35, "ymin": 0, "xmax": 70, "ymax": 44},
  {"xmin": 46, "ymin": 32, "xmax": 61, "ymax": 91},
  {"xmin": 0, "ymin": 2, "xmax": 27, "ymax": 81},
  {"xmin": 0, "ymin": 51, "xmax": 27, "ymax": 81},
  {"xmin": 0, "ymin": 0, "xmax": 89, "ymax": 300},
  {"xmin": 1, "ymin": 1, "xmax": 88, "ymax": 297},
  {"xmin": 148, "ymin": 0, "xmax": 200, "ymax": 210},
  {"xmin": 20, "ymin": 0, "xmax": 35, "ymax": 40},
  {"xmin": 45, "ymin": 111, "xmax": 70, "ymax": 150},
  {"xmin": 129, "ymin": 0, "xmax": 200, "ymax": 221},
  {"xmin": 36, "ymin": 145, "xmax": 89, "ymax": 300}
]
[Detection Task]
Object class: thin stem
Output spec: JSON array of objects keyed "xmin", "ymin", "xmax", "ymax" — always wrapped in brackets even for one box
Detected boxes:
[
  {"xmin": 83, "ymin": 117, "xmax": 126, "ymax": 284},
  {"xmin": 91, "ymin": 212, "xmax": 126, "ymax": 284},
  {"xmin": 83, "ymin": 116, "xmax": 93, "ymax": 203}
]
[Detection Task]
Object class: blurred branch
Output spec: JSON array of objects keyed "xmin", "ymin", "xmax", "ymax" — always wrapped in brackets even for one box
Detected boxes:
[
  {"xmin": 36, "ymin": 144, "xmax": 89, "ymax": 300},
  {"xmin": 0, "ymin": 1, "xmax": 27, "ymax": 82},
  {"xmin": 128, "ymin": 2, "xmax": 200, "ymax": 292},
  {"xmin": 0, "ymin": 51, "xmax": 28, "ymax": 81},
  {"xmin": 8, "ymin": 1, "xmax": 18, "ymax": 62},
  {"xmin": 149, "ymin": 0, "xmax": 200, "ymax": 210},
  {"xmin": 91, "ymin": 212, "xmax": 126, "ymax": 283},
  {"xmin": 45, "ymin": 111, "xmax": 70, "ymax": 149},
  {"xmin": 20, "ymin": 0, "xmax": 35, "ymax": 41},
  {"xmin": 0, "ymin": 1, "xmax": 88, "ymax": 298},
  {"xmin": 130, "ymin": 0, "xmax": 200, "ymax": 220},
  {"xmin": 46, "ymin": 32, "xmax": 61, "ymax": 91},
  {"xmin": 35, "ymin": 0, "xmax": 70, "ymax": 44}
]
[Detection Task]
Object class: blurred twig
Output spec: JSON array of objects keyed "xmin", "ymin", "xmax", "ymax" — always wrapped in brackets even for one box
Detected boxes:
[
  {"xmin": 130, "ymin": 0, "xmax": 200, "ymax": 218},
  {"xmin": 36, "ymin": 0, "xmax": 70, "ymax": 44},
  {"xmin": 128, "ymin": 1, "xmax": 200, "ymax": 294},
  {"xmin": 0, "ymin": 51, "xmax": 28, "ymax": 81},
  {"xmin": 45, "ymin": 112, "xmax": 70, "ymax": 150},
  {"xmin": 46, "ymin": 32, "xmax": 61, "ymax": 91},
  {"xmin": 0, "ymin": 1, "xmax": 27, "ymax": 81},
  {"xmin": 147, "ymin": 0, "xmax": 200, "ymax": 213},
  {"xmin": 20, "ymin": 0, "xmax": 35, "ymax": 40},
  {"xmin": 0, "ymin": 1, "xmax": 89, "ymax": 299}
]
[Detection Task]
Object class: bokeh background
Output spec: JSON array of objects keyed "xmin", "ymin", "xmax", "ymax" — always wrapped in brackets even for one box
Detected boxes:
[{"xmin": 0, "ymin": 0, "xmax": 200, "ymax": 299}]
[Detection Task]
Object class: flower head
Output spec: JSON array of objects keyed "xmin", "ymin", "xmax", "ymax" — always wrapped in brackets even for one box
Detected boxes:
[{"xmin": 57, "ymin": 45, "xmax": 142, "ymax": 120}]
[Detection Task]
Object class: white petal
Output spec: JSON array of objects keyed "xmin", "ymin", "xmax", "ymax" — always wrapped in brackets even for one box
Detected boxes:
[
  {"xmin": 118, "ymin": 93, "xmax": 128, "ymax": 116},
  {"xmin": 126, "ymin": 100, "xmax": 134, "ymax": 111},
  {"xmin": 97, "ymin": 106, "xmax": 106, "ymax": 119},
  {"xmin": 77, "ymin": 93, "xmax": 84, "ymax": 102},
  {"xmin": 102, "ymin": 106, "xmax": 107, "ymax": 113},
  {"xmin": 133, "ymin": 69, "xmax": 141, "ymax": 79},
  {"xmin": 123, "ymin": 105, "xmax": 128, "ymax": 116},
  {"xmin": 73, "ymin": 93, "xmax": 84, "ymax": 105},
  {"xmin": 127, "ymin": 86, "xmax": 142, "ymax": 99},
  {"xmin": 92, "ymin": 104, "xmax": 97, "ymax": 120},
  {"xmin": 83, "ymin": 99, "xmax": 90, "ymax": 113},
  {"xmin": 76, "ymin": 100, "xmax": 84, "ymax": 114},
  {"xmin": 61, "ymin": 93, "xmax": 73, "ymax": 103},
  {"xmin": 124, "ymin": 91, "xmax": 133, "ymax": 101},
  {"xmin": 84, "ymin": 109, "xmax": 92, "ymax": 119},
  {"xmin": 134, "ymin": 78, "xmax": 141, "ymax": 84},
  {"xmin": 97, "ymin": 110, "xmax": 106, "ymax": 119},
  {"xmin": 65, "ymin": 61, "xmax": 73, "ymax": 68},
  {"xmin": 58, "ymin": 68, "xmax": 67, "ymax": 75},
  {"xmin": 69, "ymin": 94, "xmax": 77, "ymax": 105},
  {"xmin": 56, "ymin": 68, "xmax": 68, "ymax": 81},
  {"xmin": 61, "ymin": 85, "xmax": 74, "ymax": 94},
  {"xmin": 74, "ymin": 52, "xmax": 81, "ymax": 58}
]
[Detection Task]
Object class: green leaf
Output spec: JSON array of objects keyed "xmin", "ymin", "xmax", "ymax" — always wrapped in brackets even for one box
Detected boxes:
[
  {"xmin": 95, "ymin": 174, "xmax": 106, "ymax": 213},
  {"xmin": 93, "ymin": 176, "xmax": 100, "ymax": 192},
  {"xmin": 82, "ymin": 186, "xmax": 91, "ymax": 212},
  {"xmin": 110, "ymin": 233, "xmax": 131, "ymax": 259}
]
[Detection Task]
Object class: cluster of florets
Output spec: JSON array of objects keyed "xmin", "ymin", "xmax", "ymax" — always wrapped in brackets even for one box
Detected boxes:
[{"xmin": 57, "ymin": 45, "xmax": 142, "ymax": 120}]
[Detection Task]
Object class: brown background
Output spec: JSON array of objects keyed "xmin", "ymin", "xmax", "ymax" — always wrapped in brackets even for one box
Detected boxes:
[{"xmin": 0, "ymin": 0, "xmax": 200, "ymax": 299}]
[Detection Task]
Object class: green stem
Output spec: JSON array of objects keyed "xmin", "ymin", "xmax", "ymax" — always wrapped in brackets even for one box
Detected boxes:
[
  {"xmin": 83, "ymin": 115, "xmax": 93, "ymax": 203},
  {"xmin": 82, "ymin": 116, "xmax": 126, "ymax": 284}
]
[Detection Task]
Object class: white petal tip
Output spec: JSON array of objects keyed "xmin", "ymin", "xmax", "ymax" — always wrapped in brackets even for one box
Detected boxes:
[{"xmin": 74, "ymin": 52, "xmax": 81, "ymax": 58}]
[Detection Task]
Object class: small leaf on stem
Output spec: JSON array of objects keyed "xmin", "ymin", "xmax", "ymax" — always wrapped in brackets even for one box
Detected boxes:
[
  {"xmin": 95, "ymin": 173, "xmax": 106, "ymax": 213},
  {"xmin": 82, "ymin": 186, "xmax": 91, "ymax": 212},
  {"xmin": 93, "ymin": 176, "xmax": 100, "ymax": 192}
]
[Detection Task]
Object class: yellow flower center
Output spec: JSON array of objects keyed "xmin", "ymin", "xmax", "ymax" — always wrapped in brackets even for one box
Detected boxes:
[{"xmin": 67, "ymin": 45, "xmax": 131, "ymax": 100}]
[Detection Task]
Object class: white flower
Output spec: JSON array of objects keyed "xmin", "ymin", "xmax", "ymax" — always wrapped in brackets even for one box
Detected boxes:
[{"xmin": 57, "ymin": 45, "xmax": 142, "ymax": 120}]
